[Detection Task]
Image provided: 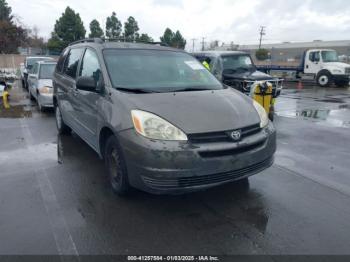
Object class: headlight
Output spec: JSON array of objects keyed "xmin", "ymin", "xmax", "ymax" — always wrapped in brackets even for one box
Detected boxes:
[
  {"xmin": 131, "ymin": 110, "xmax": 188, "ymax": 141},
  {"xmin": 38, "ymin": 86, "xmax": 53, "ymax": 94},
  {"xmin": 253, "ymin": 100, "xmax": 269, "ymax": 128}
]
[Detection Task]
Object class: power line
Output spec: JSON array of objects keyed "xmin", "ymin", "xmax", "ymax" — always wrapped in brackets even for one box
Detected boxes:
[{"xmin": 259, "ymin": 26, "xmax": 266, "ymax": 49}]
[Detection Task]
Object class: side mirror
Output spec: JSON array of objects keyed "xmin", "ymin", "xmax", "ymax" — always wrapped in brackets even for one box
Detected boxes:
[{"xmin": 76, "ymin": 76, "xmax": 97, "ymax": 92}]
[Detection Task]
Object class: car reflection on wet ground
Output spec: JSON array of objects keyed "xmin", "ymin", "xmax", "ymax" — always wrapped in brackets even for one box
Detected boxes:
[{"xmin": 0, "ymin": 81, "xmax": 350, "ymax": 256}]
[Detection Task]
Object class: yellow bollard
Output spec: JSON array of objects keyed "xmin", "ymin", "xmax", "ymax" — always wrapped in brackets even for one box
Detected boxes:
[{"xmin": 2, "ymin": 91, "xmax": 10, "ymax": 109}]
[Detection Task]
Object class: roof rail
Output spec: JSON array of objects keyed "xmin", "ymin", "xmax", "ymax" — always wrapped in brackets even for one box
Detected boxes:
[
  {"xmin": 101, "ymin": 37, "xmax": 169, "ymax": 46},
  {"xmin": 69, "ymin": 37, "xmax": 169, "ymax": 47},
  {"xmin": 69, "ymin": 38, "xmax": 104, "ymax": 46}
]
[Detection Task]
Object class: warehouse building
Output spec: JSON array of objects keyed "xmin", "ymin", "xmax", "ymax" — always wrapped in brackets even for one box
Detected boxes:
[{"xmin": 236, "ymin": 40, "xmax": 350, "ymax": 63}]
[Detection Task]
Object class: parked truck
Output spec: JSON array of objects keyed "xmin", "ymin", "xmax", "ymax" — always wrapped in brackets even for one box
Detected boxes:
[{"xmin": 257, "ymin": 49, "xmax": 350, "ymax": 87}]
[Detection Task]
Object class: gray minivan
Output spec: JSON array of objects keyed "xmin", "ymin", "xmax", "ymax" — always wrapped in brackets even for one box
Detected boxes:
[{"xmin": 53, "ymin": 39, "xmax": 276, "ymax": 195}]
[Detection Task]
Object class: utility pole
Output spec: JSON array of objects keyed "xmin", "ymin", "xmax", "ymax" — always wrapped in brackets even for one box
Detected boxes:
[
  {"xmin": 259, "ymin": 26, "xmax": 266, "ymax": 49},
  {"xmin": 190, "ymin": 38, "xmax": 197, "ymax": 52},
  {"xmin": 200, "ymin": 37, "xmax": 206, "ymax": 51}
]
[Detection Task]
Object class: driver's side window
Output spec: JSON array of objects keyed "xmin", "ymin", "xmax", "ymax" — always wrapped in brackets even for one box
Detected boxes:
[
  {"xmin": 309, "ymin": 52, "xmax": 320, "ymax": 62},
  {"xmin": 79, "ymin": 48, "xmax": 103, "ymax": 86},
  {"xmin": 31, "ymin": 63, "xmax": 38, "ymax": 75}
]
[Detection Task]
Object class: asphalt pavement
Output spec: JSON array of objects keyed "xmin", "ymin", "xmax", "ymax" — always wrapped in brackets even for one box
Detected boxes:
[{"xmin": 0, "ymin": 82, "xmax": 350, "ymax": 257}]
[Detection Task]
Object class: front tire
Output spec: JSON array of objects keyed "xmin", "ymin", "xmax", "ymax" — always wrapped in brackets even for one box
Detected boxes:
[
  {"xmin": 316, "ymin": 71, "xmax": 332, "ymax": 87},
  {"xmin": 104, "ymin": 136, "xmax": 130, "ymax": 195},
  {"xmin": 29, "ymin": 90, "xmax": 35, "ymax": 101},
  {"xmin": 55, "ymin": 104, "xmax": 71, "ymax": 135}
]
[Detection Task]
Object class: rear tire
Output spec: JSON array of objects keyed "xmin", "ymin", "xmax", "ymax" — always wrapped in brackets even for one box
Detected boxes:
[
  {"xmin": 316, "ymin": 71, "xmax": 332, "ymax": 87},
  {"xmin": 104, "ymin": 136, "xmax": 130, "ymax": 196},
  {"xmin": 55, "ymin": 104, "xmax": 71, "ymax": 135}
]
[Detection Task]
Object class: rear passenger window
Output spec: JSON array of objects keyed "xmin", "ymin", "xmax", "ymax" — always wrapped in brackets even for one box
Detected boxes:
[
  {"xmin": 79, "ymin": 49, "xmax": 102, "ymax": 84},
  {"xmin": 63, "ymin": 48, "xmax": 83, "ymax": 79}
]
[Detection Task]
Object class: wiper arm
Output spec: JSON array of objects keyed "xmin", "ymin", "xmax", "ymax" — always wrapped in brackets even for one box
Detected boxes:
[{"xmin": 116, "ymin": 87, "xmax": 157, "ymax": 93}]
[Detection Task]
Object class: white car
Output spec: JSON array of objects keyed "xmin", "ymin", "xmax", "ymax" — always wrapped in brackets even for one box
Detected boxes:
[
  {"xmin": 27, "ymin": 61, "xmax": 56, "ymax": 111},
  {"xmin": 22, "ymin": 56, "xmax": 54, "ymax": 89},
  {"xmin": 0, "ymin": 84, "xmax": 5, "ymax": 98}
]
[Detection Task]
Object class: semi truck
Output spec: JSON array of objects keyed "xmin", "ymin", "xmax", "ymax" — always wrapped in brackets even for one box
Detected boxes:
[{"xmin": 257, "ymin": 49, "xmax": 350, "ymax": 87}]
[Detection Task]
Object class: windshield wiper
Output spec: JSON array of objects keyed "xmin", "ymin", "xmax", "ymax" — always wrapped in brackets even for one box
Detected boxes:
[
  {"xmin": 172, "ymin": 87, "xmax": 214, "ymax": 92},
  {"xmin": 116, "ymin": 87, "xmax": 157, "ymax": 93}
]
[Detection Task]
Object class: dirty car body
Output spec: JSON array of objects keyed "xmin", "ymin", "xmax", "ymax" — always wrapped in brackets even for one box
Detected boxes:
[{"xmin": 53, "ymin": 40, "xmax": 276, "ymax": 194}]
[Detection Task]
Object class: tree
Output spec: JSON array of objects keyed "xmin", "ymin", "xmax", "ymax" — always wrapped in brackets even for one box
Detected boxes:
[
  {"xmin": 0, "ymin": 0, "xmax": 12, "ymax": 21},
  {"xmin": 47, "ymin": 7, "xmax": 86, "ymax": 52},
  {"xmin": 47, "ymin": 32, "xmax": 63, "ymax": 53},
  {"xmin": 89, "ymin": 19, "xmax": 104, "ymax": 38},
  {"xmin": 105, "ymin": 12, "xmax": 122, "ymax": 39},
  {"xmin": 27, "ymin": 25, "xmax": 45, "ymax": 50},
  {"xmin": 0, "ymin": 0, "xmax": 27, "ymax": 53},
  {"xmin": 172, "ymin": 30, "xmax": 186, "ymax": 49},
  {"xmin": 160, "ymin": 28, "xmax": 174, "ymax": 46},
  {"xmin": 160, "ymin": 28, "xmax": 186, "ymax": 49},
  {"xmin": 209, "ymin": 40, "xmax": 219, "ymax": 50},
  {"xmin": 137, "ymin": 33, "xmax": 153, "ymax": 43},
  {"xmin": 255, "ymin": 48, "xmax": 269, "ymax": 61},
  {"xmin": 124, "ymin": 16, "xmax": 139, "ymax": 41}
]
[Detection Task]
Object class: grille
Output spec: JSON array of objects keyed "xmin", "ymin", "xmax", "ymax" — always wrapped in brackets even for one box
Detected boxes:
[
  {"xmin": 188, "ymin": 124, "xmax": 261, "ymax": 144},
  {"xmin": 198, "ymin": 139, "xmax": 266, "ymax": 158},
  {"xmin": 142, "ymin": 156, "xmax": 273, "ymax": 189}
]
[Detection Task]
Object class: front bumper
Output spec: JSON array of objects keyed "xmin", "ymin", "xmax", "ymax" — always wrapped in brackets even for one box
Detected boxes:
[
  {"xmin": 38, "ymin": 93, "xmax": 53, "ymax": 107},
  {"xmin": 333, "ymin": 75, "xmax": 350, "ymax": 83},
  {"xmin": 118, "ymin": 122, "xmax": 276, "ymax": 194}
]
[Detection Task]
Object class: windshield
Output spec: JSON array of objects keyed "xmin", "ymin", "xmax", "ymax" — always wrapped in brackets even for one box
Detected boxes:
[
  {"xmin": 26, "ymin": 58, "xmax": 52, "ymax": 69},
  {"xmin": 39, "ymin": 64, "xmax": 56, "ymax": 79},
  {"xmin": 221, "ymin": 55, "xmax": 254, "ymax": 72},
  {"xmin": 321, "ymin": 51, "xmax": 339, "ymax": 62},
  {"xmin": 103, "ymin": 49, "xmax": 223, "ymax": 92}
]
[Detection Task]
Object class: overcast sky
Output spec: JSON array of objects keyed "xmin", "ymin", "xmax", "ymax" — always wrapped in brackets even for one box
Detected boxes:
[{"xmin": 7, "ymin": 0, "xmax": 350, "ymax": 50}]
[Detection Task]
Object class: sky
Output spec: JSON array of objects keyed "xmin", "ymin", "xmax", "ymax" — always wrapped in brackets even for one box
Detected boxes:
[{"xmin": 7, "ymin": 0, "xmax": 350, "ymax": 50}]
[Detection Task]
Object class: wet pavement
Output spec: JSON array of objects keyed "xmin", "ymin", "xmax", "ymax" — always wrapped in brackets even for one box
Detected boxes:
[{"xmin": 0, "ymin": 82, "xmax": 350, "ymax": 256}]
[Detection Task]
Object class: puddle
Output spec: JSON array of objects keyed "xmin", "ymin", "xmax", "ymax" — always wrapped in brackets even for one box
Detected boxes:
[
  {"xmin": 315, "ymin": 98, "xmax": 345, "ymax": 103},
  {"xmin": 277, "ymin": 107, "xmax": 350, "ymax": 128},
  {"xmin": 0, "ymin": 142, "xmax": 58, "ymax": 169},
  {"xmin": 0, "ymin": 104, "xmax": 34, "ymax": 118}
]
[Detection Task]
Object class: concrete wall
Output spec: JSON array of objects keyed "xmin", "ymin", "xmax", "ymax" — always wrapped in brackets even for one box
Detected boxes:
[
  {"xmin": 0, "ymin": 54, "xmax": 59, "ymax": 71},
  {"xmin": 0, "ymin": 54, "xmax": 26, "ymax": 69}
]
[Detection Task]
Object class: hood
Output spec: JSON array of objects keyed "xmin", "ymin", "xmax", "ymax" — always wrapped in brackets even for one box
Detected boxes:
[
  {"xmin": 323, "ymin": 62, "xmax": 350, "ymax": 69},
  {"xmin": 122, "ymin": 88, "xmax": 260, "ymax": 134},
  {"xmin": 38, "ymin": 79, "xmax": 53, "ymax": 88},
  {"xmin": 223, "ymin": 69, "xmax": 274, "ymax": 81}
]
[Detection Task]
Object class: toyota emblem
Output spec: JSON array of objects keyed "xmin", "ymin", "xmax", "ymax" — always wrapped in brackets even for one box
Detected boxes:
[{"xmin": 230, "ymin": 130, "xmax": 241, "ymax": 141}]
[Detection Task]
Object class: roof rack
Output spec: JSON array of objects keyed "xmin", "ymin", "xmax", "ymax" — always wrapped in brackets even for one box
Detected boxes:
[
  {"xmin": 69, "ymin": 38, "xmax": 104, "ymax": 46},
  {"xmin": 69, "ymin": 37, "xmax": 169, "ymax": 47}
]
